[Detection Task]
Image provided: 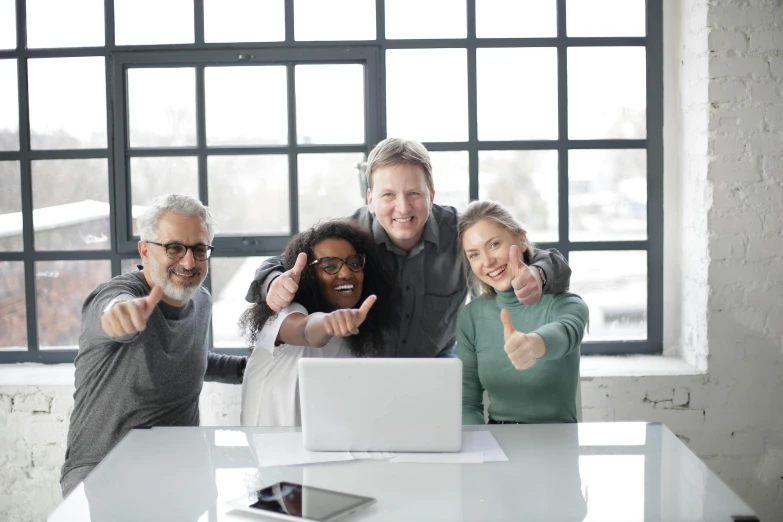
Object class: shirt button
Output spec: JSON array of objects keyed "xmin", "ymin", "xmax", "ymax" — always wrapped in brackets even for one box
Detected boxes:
[
  {"xmin": 402, "ymin": 339, "xmax": 407, "ymax": 344},
  {"xmin": 405, "ymin": 313, "xmax": 410, "ymax": 318},
  {"xmin": 406, "ymin": 285, "xmax": 410, "ymax": 291}
]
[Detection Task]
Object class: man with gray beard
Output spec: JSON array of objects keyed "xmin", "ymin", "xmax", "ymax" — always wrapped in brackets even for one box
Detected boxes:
[{"xmin": 60, "ymin": 194, "xmax": 247, "ymax": 498}]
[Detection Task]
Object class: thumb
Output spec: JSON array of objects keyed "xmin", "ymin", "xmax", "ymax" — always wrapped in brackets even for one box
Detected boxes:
[
  {"xmin": 500, "ymin": 309, "xmax": 515, "ymax": 341},
  {"xmin": 143, "ymin": 285, "xmax": 164, "ymax": 317},
  {"xmin": 290, "ymin": 252, "xmax": 307, "ymax": 283},
  {"xmin": 509, "ymin": 245, "xmax": 521, "ymax": 280},
  {"xmin": 356, "ymin": 294, "xmax": 377, "ymax": 323}
]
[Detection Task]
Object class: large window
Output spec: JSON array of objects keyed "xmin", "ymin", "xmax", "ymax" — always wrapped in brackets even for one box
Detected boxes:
[{"xmin": 0, "ymin": 0, "xmax": 662, "ymax": 363}]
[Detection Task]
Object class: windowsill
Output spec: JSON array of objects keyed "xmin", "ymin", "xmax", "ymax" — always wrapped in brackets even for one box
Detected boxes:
[
  {"xmin": 580, "ymin": 354, "xmax": 704, "ymax": 378},
  {"xmin": 0, "ymin": 354, "xmax": 705, "ymax": 386},
  {"xmin": 0, "ymin": 363, "xmax": 76, "ymax": 386}
]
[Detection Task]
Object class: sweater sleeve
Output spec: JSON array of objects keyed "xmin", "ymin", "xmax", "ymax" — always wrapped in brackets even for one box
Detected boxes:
[
  {"xmin": 533, "ymin": 293, "xmax": 589, "ymax": 361},
  {"xmin": 204, "ymin": 352, "xmax": 246, "ymax": 384},
  {"xmin": 530, "ymin": 248, "xmax": 571, "ymax": 294},
  {"xmin": 457, "ymin": 305, "xmax": 485, "ymax": 425}
]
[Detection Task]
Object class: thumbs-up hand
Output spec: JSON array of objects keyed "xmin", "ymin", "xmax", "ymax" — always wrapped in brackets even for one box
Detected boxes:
[
  {"xmin": 500, "ymin": 308, "xmax": 546, "ymax": 370},
  {"xmin": 267, "ymin": 252, "xmax": 308, "ymax": 312},
  {"xmin": 101, "ymin": 285, "xmax": 164, "ymax": 338},
  {"xmin": 323, "ymin": 295, "xmax": 377, "ymax": 337},
  {"xmin": 509, "ymin": 245, "xmax": 543, "ymax": 305}
]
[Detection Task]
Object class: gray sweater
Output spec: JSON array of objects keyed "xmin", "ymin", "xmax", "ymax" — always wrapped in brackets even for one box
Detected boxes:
[{"xmin": 61, "ymin": 270, "xmax": 243, "ymax": 486}]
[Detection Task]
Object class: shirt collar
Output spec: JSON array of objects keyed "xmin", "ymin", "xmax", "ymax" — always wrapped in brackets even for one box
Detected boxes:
[{"xmin": 371, "ymin": 210, "xmax": 441, "ymax": 256}]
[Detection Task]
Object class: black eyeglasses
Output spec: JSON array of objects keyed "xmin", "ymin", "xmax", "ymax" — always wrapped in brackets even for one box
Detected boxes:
[
  {"xmin": 309, "ymin": 254, "xmax": 366, "ymax": 275},
  {"xmin": 146, "ymin": 241, "xmax": 214, "ymax": 261}
]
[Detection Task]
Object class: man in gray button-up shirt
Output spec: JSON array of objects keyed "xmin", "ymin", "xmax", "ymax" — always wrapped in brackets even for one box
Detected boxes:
[{"xmin": 246, "ymin": 138, "xmax": 571, "ymax": 358}]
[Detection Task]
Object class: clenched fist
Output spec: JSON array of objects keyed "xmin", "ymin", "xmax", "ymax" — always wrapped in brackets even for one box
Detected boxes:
[
  {"xmin": 323, "ymin": 295, "xmax": 376, "ymax": 337},
  {"xmin": 508, "ymin": 244, "xmax": 543, "ymax": 305},
  {"xmin": 101, "ymin": 285, "xmax": 164, "ymax": 338},
  {"xmin": 267, "ymin": 252, "xmax": 308, "ymax": 312},
  {"xmin": 500, "ymin": 308, "xmax": 545, "ymax": 370}
]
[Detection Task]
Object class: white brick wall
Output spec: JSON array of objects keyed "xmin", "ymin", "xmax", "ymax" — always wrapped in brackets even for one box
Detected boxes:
[{"xmin": 2, "ymin": 1, "xmax": 783, "ymax": 522}]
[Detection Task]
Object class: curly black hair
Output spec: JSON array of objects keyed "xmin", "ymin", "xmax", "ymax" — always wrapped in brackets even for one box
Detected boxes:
[{"xmin": 239, "ymin": 220, "xmax": 398, "ymax": 357}]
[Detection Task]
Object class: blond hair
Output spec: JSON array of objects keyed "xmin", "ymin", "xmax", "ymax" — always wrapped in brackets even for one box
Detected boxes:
[{"xmin": 457, "ymin": 200, "xmax": 536, "ymax": 297}]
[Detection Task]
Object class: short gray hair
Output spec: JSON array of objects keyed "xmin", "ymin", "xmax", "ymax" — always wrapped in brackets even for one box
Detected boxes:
[{"xmin": 137, "ymin": 194, "xmax": 217, "ymax": 242}]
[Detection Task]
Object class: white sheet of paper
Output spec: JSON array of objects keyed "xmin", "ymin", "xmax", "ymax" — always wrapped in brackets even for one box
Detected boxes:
[
  {"xmin": 389, "ymin": 450, "xmax": 483, "ymax": 463},
  {"xmin": 251, "ymin": 431, "xmax": 507, "ymax": 467},
  {"xmin": 252, "ymin": 433, "xmax": 354, "ymax": 467},
  {"xmin": 463, "ymin": 430, "xmax": 509, "ymax": 462}
]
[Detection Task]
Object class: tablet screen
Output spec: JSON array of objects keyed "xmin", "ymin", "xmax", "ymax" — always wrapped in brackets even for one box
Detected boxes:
[{"xmin": 246, "ymin": 482, "xmax": 374, "ymax": 521}]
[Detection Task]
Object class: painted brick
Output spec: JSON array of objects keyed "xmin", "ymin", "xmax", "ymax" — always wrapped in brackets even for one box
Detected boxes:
[
  {"xmin": 707, "ymin": 7, "xmax": 770, "ymax": 27},
  {"xmin": 12, "ymin": 392, "xmax": 51, "ymax": 414},
  {"xmin": 710, "ymin": 56, "xmax": 769, "ymax": 78},
  {"xmin": 709, "ymin": 160, "xmax": 759, "ymax": 183},
  {"xmin": 31, "ymin": 444, "xmax": 63, "ymax": 468},
  {"xmin": 673, "ymin": 388, "xmax": 690, "ymax": 407},
  {"xmin": 0, "ymin": 394, "xmax": 10, "ymax": 415},
  {"xmin": 750, "ymin": 82, "xmax": 781, "ymax": 105},
  {"xmin": 749, "ymin": 31, "xmax": 783, "ymax": 51},
  {"xmin": 748, "ymin": 133, "xmax": 783, "ymax": 156},
  {"xmin": 708, "ymin": 31, "xmax": 748, "ymax": 51},
  {"xmin": 709, "ymin": 80, "xmax": 748, "ymax": 103},
  {"xmin": 709, "ymin": 209, "xmax": 764, "ymax": 235},
  {"xmin": 770, "ymin": 56, "xmax": 783, "ymax": 79},
  {"xmin": 747, "ymin": 235, "xmax": 783, "ymax": 261},
  {"xmin": 764, "ymin": 106, "xmax": 783, "ymax": 131}
]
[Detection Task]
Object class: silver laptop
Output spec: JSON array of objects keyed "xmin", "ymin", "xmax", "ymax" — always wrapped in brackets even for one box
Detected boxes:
[{"xmin": 298, "ymin": 358, "xmax": 462, "ymax": 452}]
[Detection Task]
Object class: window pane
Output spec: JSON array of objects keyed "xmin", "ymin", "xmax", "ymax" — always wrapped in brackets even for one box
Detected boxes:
[
  {"xmin": 28, "ymin": 57, "xmax": 107, "ymax": 149},
  {"xmin": 0, "ymin": 261, "xmax": 26, "ymax": 350},
  {"xmin": 477, "ymin": 48, "xmax": 558, "ymax": 140},
  {"xmin": 568, "ymin": 47, "xmax": 646, "ymax": 139},
  {"xmin": 26, "ymin": 0, "xmax": 104, "ymax": 48},
  {"xmin": 207, "ymin": 155, "xmax": 289, "ymax": 235},
  {"xmin": 476, "ymin": 0, "xmax": 556, "ymax": 38},
  {"xmin": 204, "ymin": 0, "xmax": 284, "ymax": 43},
  {"xmin": 569, "ymin": 251, "xmax": 647, "ymax": 341},
  {"xmin": 479, "ymin": 150, "xmax": 558, "ymax": 242},
  {"xmin": 130, "ymin": 157, "xmax": 199, "ymax": 235},
  {"xmin": 114, "ymin": 0, "xmax": 194, "ymax": 45},
  {"xmin": 430, "ymin": 151, "xmax": 469, "ymax": 211},
  {"xmin": 567, "ymin": 0, "xmax": 646, "ymax": 37},
  {"xmin": 128, "ymin": 68, "xmax": 197, "ymax": 148},
  {"xmin": 569, "ymin": 149, "xmax": 647, "ymax": 241},
  {"xmin": 297, "ymin": 153, "xmax": 366, "ymax": 230},
  {"xmin": 0, "ymin": 161, "xmax": 22, "ymax": 251},
  {"xmin": 121, "ymin": 258, "xmax": 141, "ymax": 273},
  {"xmin": 295, "ymin": 0, "xmax": 375, "ymax": 41},
  {"xmin": 386, "ymin": 49, "xmax": 468, "ymax": 142},
  {"xmin": 0, "ymin": 0, "xmax": 15, "ymax": 49},
  {"xmin": 0, "ymin": 59, "xmax": 19, "ymax": 151},
  {"xmin": 32, "ymin": 159, "xmax": 110, "ymax": 251},
  {"xmin": 386, "ymin": 0, "xmax": 466, "ymax": 39},
  {"xmin": 206, "ymin": 66, "xmax": 288, "ymax": 146},
  {"xmin": 36, "ymin": 259, "xmax": 111, "ymax": 349},
  {"xmin": 211, "ymin": 256, "xmax": 270, "ymax": 349},
  {"xmin": 296, "ymin": 64, "xmax": 364, "ymax": 145}
]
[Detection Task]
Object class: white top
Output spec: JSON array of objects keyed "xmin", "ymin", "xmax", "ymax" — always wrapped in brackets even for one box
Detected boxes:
[{"xmin": 240, "ymin": 303, "xmax": 354, "ymax": 427}]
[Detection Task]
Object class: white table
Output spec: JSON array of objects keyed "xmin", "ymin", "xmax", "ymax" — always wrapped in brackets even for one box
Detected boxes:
[{"xmin": 49, "ymin": 422, "xmax": 756, "ymax": 522}]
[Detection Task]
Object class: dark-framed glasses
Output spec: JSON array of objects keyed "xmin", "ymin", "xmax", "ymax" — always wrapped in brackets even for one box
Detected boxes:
[
  {"xmin": 146, "ymin": 241, "xmax": 214, "ymax": 261},
  {"xmin": 309, "ymin": 254, "xmax": 366, "ymax": 275}
]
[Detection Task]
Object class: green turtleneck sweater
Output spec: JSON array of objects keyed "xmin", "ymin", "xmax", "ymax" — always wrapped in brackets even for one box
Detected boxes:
[{"xmin": 457, "ymin": 289, "xmax": 588, "ymax": 425}]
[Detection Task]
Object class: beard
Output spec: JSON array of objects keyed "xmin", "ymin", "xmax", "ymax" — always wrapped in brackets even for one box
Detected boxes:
[{"xmin": 146, "ymin": 255, "xmax": 206, "ymax": 303}]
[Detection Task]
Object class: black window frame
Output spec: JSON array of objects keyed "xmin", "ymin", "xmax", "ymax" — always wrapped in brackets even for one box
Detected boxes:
[{"xmin": 0, "ymin": 0, "xmax": 662, "ymax": 363}]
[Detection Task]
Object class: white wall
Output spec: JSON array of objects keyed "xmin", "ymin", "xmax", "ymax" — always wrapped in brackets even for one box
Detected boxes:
[{"xmin": 2, "ymin": 1, "xmax": 783, "ymax": 521}]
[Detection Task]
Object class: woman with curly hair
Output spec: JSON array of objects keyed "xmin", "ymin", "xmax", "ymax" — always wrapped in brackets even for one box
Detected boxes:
[{"xmin": 239, "ymin": 220, "xmax": 397, "ymax": 426}]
